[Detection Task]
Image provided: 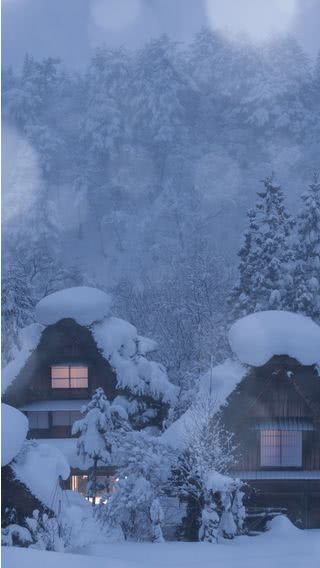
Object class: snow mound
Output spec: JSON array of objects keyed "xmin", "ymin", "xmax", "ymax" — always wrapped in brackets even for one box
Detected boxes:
[
  {"xmin": 1, "ymin": 403, "xmax": 29, "ymax": 466},
  {"xmin": 267, "ymin": 514, "xmax": 300, "ymax": 535},
  {"xmin": 229, "ymin": 311, "xmax": 320, "ymax": 367},
  {"xmin": 13, "ymin": 441, "xmax": 70, "ymax": 512},
  {"xmin": 163, "ymin": 359, "xmax": 247, "ymax": 449},
  {"xmin": 93, "ymin": 317, "xmax": 177, "ymax": 404},
  {"xmin": 35, "ymin": 286, "xmax": 112, "ymax": 326},
  {"xmin": 2, "ymin": 323, "xmax": 43, "ymax": 394}
]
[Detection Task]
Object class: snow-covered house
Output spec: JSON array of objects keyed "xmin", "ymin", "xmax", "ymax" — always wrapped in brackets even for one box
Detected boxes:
[
  {"xmin": 224, "ymin": 311, "xmax": 320, "ymax": 529},
  {"xmin": 2, "ymin": 287, "xmax": 177, "ymax": 498},
  {"xmin": 164, "ymin": 311, "xmax": 320, "ymax": 529}
]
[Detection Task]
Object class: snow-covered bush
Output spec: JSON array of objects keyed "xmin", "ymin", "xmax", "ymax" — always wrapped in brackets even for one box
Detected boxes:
[
  {"xmin": 1, "ymin": 524, "xmax": 33, "ymax": 547},
  {"xmin": 170, "ymin": 393, "xmax": 245, "ymax": 542},
  {"xmin": 25, "ymin": 510, "xmax": 67, "ymax": 552},
  {"xmin": 150, "ymin": 498, "xmax": 165, "ymax": 543},
  {"xmin": 98, "ymin": 431, "xmax": 171, "ymax": 541}
]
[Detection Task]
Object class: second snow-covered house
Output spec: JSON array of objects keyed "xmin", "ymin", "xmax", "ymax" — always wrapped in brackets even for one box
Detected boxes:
[
  {"xmin": 2, "ymin": 286, "xmax": 177, "ymax": 497},
  {"xmin": 164, "ymin": 310, "xmax": 320, "ymax": 529}
]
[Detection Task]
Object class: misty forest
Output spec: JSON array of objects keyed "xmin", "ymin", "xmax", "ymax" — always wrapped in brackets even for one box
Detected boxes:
[
  {"xmin": 2, "ymin": 10, "xmax": 320, "ymax": 568},
  {"xmin": 3, "ymin": 30, "xmax": 320, "ymax": 390}
]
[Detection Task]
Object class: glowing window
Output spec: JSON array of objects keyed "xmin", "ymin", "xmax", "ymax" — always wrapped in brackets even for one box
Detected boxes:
[
  {"xmin": 51, "ymin": 365, "xmax": 88, "ymax": 389},
  {"xmin": 260, "ymin": 430, "xmax": 302, "ymax": 467}
]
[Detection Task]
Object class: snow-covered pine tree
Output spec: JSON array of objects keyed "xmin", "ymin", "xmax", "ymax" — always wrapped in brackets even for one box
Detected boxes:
[
  {"xmin": 291, "ymin": 173, "xmax": 320, "ymax": 321},
  {"xmin": 229, "ymin": 208, "xmax": 260, "ymax": 321},
  {"xmin": 1, "ymin": 264, "xmax": 34, "ymax": 365},
  {"xmin": 72, "ymin": 388, "xmax": 129, "ymax": 503},
  {"xmin": 230, "ymin": 175, "xmax": 294, "ymax": 320}
]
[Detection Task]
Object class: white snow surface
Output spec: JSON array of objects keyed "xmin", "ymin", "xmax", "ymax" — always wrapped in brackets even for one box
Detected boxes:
[
  {"xmin": 12, "ymin": 441, "xmax": 70, "ymax": 512},
  {"xmin": 205, "ymin": 471, "xmax": 238, "ymax": 493},
  {"xmin": 163, "ymin": 359, "xmax": 247, "ymax": 449},
  {"xmin": 35, "ymin": 438, "xmax": 100, "ymax": 470},
  {"xmin": 3, "ymin": 523, "xmax": 320, "ymax": 568},
  {"xmin": 93, "ymin": 317, "xmax": 177, "ymax": 404},
  {"xmin": 229, "ymin": 311, "xmax": 320, "ymax": 367},
  {"xmin": 1, "ymin": 403, "xmax": 29, "ymax": 466},
  {"xmin": 35, "ymin": 286, "xmax": 112, "ymax": 326},
  {"xmin": 1, "ymin": 323, "xmax": 43, "ymax": 394}
]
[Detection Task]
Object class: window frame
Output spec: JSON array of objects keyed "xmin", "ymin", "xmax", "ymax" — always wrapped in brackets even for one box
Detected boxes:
[
  {"xmin": 51, "ymin": 365, "xmax": 88, "ymax": 389},
  {"xmin": 260, "ymin": 429, "xmax": 303, "ymax": 468}
]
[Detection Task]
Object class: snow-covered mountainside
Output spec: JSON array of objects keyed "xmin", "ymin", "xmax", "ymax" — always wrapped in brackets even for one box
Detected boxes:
[{"xmin": 229, "ymin": 310, "xmax": 320, "ymax": 367}]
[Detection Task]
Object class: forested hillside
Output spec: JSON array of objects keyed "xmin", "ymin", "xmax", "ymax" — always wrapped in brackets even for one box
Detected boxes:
[{"xmin": 2, "ymin": 29, "xmax": 320, "ymax": 399}]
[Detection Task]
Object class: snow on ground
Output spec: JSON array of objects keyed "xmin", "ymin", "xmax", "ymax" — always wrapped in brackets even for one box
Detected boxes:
[
  {"xmin": 163, "ymin": 359, "xmax": 247, "ymax": 449},
  {"xmin": 1, "ymin": 323, "xmax": 43, "ymax": 394},
  {"xmin": 229, "ymin": 310, "xmax": 320, "ymax": 367},
  {"xmin": 35, "ymin": 286, "xmax": 112, "ymax": 326},
  {"xmin": 1, "ymin": 403, "xmax": 29, "ymax": 466},
  {"xmin": 3, "ymin": 522, "xmax": 320, "ymax": 568},
  {"xmin": 12, "ymin": 441, "xmax": 70, "ymax": 513}
]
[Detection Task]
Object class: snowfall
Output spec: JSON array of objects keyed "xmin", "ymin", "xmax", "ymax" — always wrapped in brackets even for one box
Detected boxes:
[{"xmin": 3, "ymin": 517, "xmax": 320, "ymax": 568}]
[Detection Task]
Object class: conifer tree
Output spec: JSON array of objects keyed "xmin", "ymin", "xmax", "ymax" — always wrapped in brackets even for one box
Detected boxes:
[
  {"xmin": 72, "ymin": 388, "xmax": 129, "ymax": 503},
  {"xmin": 230, "ymin": 175, "xmax": 294, "ymax": 320},
  {"xmin": 1, "ymin": 265, "xmax": 34, "ymax": 365},
  {"xmin": 292, "ymin": 174, "xmax": 320, "ymax": 321}
]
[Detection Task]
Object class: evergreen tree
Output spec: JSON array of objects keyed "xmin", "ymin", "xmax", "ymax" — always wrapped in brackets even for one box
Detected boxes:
[
  {"xmin": 1, "ymin": 265, "xmax": 34, "ymax": 365},
  {"xmin": 230, "ymin": 175, "xmax": 294, "ymax": 320},
  {"xmin": 72, "ymin": 388, "xmax": 129, "ymax": 503},
  {"xmin": 229, "ymin": 208, "xmax": 260, "ymax": 320},
  {"xmin": 132, "ymin": 35, "xmax": 187, "ymax": 181},
  {"xmin": 292, "ymin": 174, "xmax": 320, "ymax": 321}
]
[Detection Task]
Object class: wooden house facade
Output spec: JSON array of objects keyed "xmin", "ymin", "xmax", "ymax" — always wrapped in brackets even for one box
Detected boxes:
[
  {"xmin": 3, "ymin": 318, "xmax": 121, "ymax": 497},
  {"xmin": 221, "ymin": 355, "xmax": 320, "ymax": 528}
]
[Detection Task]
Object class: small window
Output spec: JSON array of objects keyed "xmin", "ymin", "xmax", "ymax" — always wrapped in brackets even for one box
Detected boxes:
[
  {"xmin": 260, "ymin": 430, "xmax": 302, "ymax": 467},
  {"xmin": 52, "ymin": 410, "xmax": 81, "ymax": 426},
  {"xmin": 51, "ymin": 365, "xmax": 88, "ymax": 389},
  {"xmin": 28, "ymin": 411, "xmax": 49, "ymax": 429}
]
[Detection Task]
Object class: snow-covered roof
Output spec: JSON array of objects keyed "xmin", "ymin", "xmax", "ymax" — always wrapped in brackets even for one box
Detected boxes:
[
  {"xmin": 229, "ymin": 311, "xmax": 320, "ymax": 367},
  {"xmin": 19, "ymin": 400, "xmax": 89, "ymax": 411},
  {"xmin": 1, "ymin": 324, "xmax": 43, "ymax": 395},
  {"xmin": 35, "ymin": 286, "xmax": 112, "ymax": 326},
  {"xmin": 162, "ymin": 359, "xmax": 247, "ymax": 449},
  {"xmin": 12, "ymin": 441, "xmax": 70, "ymax": 512},
  {"xmin": 3, "ymin": 287, "xmax": 176, "ymax": 406},
  {"xmin": 1, "ymin": 403, "xmax": 29, "ymax": 466}
]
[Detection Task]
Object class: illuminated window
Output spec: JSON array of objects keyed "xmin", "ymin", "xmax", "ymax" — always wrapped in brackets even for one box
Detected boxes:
[
  {"xmin": 71, "ymin": 474, "xmax": 116, "ymax": 503},
  {"xmin": 28, "ymin": 411, "xmax": 49, "ymax": 429},
  {"xmin": 51, "ymin": 365, "xmax": 88, "ymax": 389},
  {"xmin": 260, "ymin": 430, "xmax": 302, "ymax": 467}
]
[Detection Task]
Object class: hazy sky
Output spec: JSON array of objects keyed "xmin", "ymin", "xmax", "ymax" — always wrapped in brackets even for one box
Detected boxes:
[{"xmin": 3, "ymin": 0, "xmax": 320, "ymax": 70}]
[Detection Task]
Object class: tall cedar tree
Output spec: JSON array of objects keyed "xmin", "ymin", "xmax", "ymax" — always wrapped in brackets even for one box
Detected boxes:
[
  {"xmin": 292, "ymin": 174, "xmax": 320, "ymax": 321},
  {"xmin": 230, "ymin": 175, "xmax": 294, "ymax": 320}
]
